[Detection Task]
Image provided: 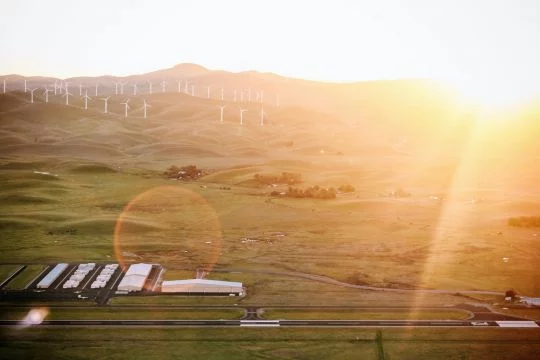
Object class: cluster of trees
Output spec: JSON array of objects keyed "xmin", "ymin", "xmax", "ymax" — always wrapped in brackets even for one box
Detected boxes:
[
  {"xmin": 281, "ymin": 185, "xmax": 337, "ymax": 199},
  {"xmin": 390, "ymin": 187, "xmax": 411, "ymax": 198},
  {"xmin": 164, "ymin": 164, "xmax": 205, "ymax": 180},
  {"xmin": 338, "ymin": 184, "xmax": 356, "ymax": 193},
  {"xmin": 254, "ymin": 172, "xmax": 302, "ymax": 185},
  {"xmin": 508, "ymin": 216, "xmax": 540, "ymax": 228}
]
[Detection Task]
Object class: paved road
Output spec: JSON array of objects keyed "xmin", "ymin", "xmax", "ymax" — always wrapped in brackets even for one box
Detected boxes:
[{"xmin": 2, "ymin": 319, "xmax": 539, "ymax": 328}]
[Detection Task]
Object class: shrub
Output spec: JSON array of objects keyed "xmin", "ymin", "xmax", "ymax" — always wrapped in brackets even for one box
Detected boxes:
[{"xmin": 507, "ymin": 216, "xmax": 540, "ymax": 228}]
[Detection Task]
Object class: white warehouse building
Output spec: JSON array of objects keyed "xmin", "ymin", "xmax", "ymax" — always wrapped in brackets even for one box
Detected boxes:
[
  {"xmin": 117, "ymin": 263, "xmax": 153, "ymax": 292},
  {"xmin": 37, "ymin": 263, "xmax": 68, "ymax": 289},
  {"xmin": 161, "ymin": 279, "xmax": 244, "ymax": 296}
]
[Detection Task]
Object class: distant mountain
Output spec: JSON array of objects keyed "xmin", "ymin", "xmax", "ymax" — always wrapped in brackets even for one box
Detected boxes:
[{"xmin": 2, "ymin": 63, "xmax": 539, "ymax": 146}]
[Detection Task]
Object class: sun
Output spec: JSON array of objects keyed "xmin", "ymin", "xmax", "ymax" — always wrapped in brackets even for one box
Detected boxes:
[{"xmin": 447, "ymin": 75, "xmax": 540, "ymax": 116}]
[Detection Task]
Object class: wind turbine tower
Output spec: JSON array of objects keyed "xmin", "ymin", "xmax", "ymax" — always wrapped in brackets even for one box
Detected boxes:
[
  {"xmin": 120, "ymin": 99, "xmax": 130, "ymax": 118},
  {"xmin": 63, "ymin": 91, "xmax": 73, "ymax": 106},
  {"xmin": 191, "ymin": 84, "xmax": 196, "ymax": 97},
  {"xmin": 132, "ymin": 83, "xmax": 138, "ymax": 96},
  {"xmin": 2, "ymin": 79, "xmax": 5, "ymax": 94},
  {"xmin": 79, "ymin": 83, "xmax": 83, "ymax": 96},
  {"xmin": 239, "ymin": 108, "xmax": 248, "ymax": 126},
  {"xmin": 100, "ymin": 97, "xmax": 110, "ymax": 114},
  {"xmin": 148, "ymin": 81, "xmax": 153, "ymax": 94},
  {"xmin": 161, "ymin": 80, "xmax": 167, "ymax": 93},
  {"xmin": 24, "ymin": 80, "xmax": 27, "ymax": 93},
  {"xmin": 207, "ymin": 84, "xmax": 213, "ymax": 99},
  {"xmin": 82, "ymin": 89, "xmax": 91, "ymax": 110},
  {"xmin": 219, "ymin": 105, "xmax": 226, "ymax": 123},
  {"xmin": 43, "ymin": 88, "xmax": 52, "ymax": 103},
  {"xmin": 176, "ymin": 80, "xmax": 182, "ymax": 93},
  {"xmin": 120, "ymin": 82, "xmax": 125, "ymax": 95},
  {"xmin": 29, "ymin": 88, "xmax": 38, "ymax": 103},
  {"xmin": 259, "ymin": 107, "xmax": 266, "ymax": 126},
  {"xmin": 115, "ymin": 82, "xmax": 119, "ymax": 95},
  {"xmin": 143, "ymin": 100, "xmax": 151, "ymax": 119},
  {"xmin": 94, "ymin": 83, "xmax": 99, "ymax": 96}
]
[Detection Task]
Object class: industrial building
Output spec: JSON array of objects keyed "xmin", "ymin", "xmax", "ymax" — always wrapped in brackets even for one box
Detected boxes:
[
  {"xmin": 161, "ymin": 279, "xmax": 244, "ymax": 296},
  {"xmin": 117, "ymin": 263, "xmax": 153, "ymax": 292},
  {"xmin": 91, "ymin": 263, "xmax": 119, "ymax": 289},
  {"xmin": 37, "ymin": 263, "xmax": 68, "ymax": 289}
]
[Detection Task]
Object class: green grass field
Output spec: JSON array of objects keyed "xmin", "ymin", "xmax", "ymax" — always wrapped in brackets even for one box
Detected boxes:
[
  {"xmin": 0, "ymin": 307, "xmax": 244, "ymax": 321},
  {"xmin": 0, "ymin": 264, "xmax": 21, "ymax": 285},
  {"xmin": 1, "ymin": 162, "xmax": 538, "ymax": 299},
  {"xmin": 1, "ymin": 327, "xmax": 539, "ymax": 360},
  {"xmin": 3, "ymin": 265, "xmax": 46, "ymax": 290},
  {"xmin": 261, "ymin": 308, "xmax": 470, "ymax": 320}
]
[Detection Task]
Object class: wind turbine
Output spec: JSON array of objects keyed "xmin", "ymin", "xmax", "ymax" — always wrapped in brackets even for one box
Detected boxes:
[
  {"xmin": 64, "ymin": 81, "xmax": 70, "ymax": 95},
  {"xmin": 239, "ymin": 108, "xmax": 247, "ymax": 126},
  {"xmin": 120, "ymin": 99, "xmax": 130, "ymax": 118},
  {"xmin": 2, "ymin": 79, "xmax": 6, "ymax": 94},
  {"xmin": 62, "ymin": 90, "xmax": 73, "ymax": 106},
  {"xmin": 119, "ymin": 82, "xmax": 125, "ymax": 95},
  {"xmin": 184, "ymin": 81, "xmax": 189, "ymax": 93},
  {"xmin": 43, "ymin": 88, "xmax": 52, "ymax": 103},
  {"xmin": 259, "ymin": 107, "xmax": 266, "ymax": 126},
  {"xmin": 100, "ymin": 97, "xmax": 110, "ymax": 113},
  {"xmin": 82, "ymin": 89, "xmax": 91, "ymax": 110},
  {"xmin": 24, "ymin": 79, "xmax": 27, "ymax": 93},
  {"xmin": 219, "ymin": 105, "xmax": 226, "ymax": 123},
  {"xmin": 143, "ymin": 99, "xmax": 151, "ymax": 119},
  {"xmin": 132, "ymin": 83, "xmax": 138, "ymax": 95},
  {"xmin": 53, "ymin": 81, "xmax": 58, "ymax": 95},
  {"xmin": 147, "ymin": 81, "xmax": 153, "ymax": 94},
  {"xmin": 161, "ymin": 80, "xmax": 167, "ymax": 93},
  {"xmin": 114, "ymin": 82, "xmax": 119, "ymax": 95},
  {"xmin": 28, "ymin": 88, "xmax": 38, "ymax": 103},
  {"xmin": 79, "ymin": 83, "xmax": 83, "ymax": 96},
  {"xmin": 176, "ymin": 79, "xmax": 182, "ymax": 93},
  {"xmin": 191, "ymin": 84, "xmax": 196, "ymax": 97},
  {"xmin": 207, "ymin": 84, "xmax": 213, "ymax": 99},
  {"xmin": 94, "ymin": 83, "xmax": 99, "ymax": 96}
]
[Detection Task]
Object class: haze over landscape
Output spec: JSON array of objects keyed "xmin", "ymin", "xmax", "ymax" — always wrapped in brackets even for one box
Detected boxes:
[{"xmin": 1, "ymin": 1, "xmax": 540, "ymax": 359}]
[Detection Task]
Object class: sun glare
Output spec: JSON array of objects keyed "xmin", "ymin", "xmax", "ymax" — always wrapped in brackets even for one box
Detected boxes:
[{"xmin": 448, "ymin": 76, "xmax": 539, "ymax": 116}]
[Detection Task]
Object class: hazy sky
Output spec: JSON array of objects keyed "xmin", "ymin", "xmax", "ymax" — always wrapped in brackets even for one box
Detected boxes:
[{"xmin": 1, "ymin": 0, "xmax": 540, "ymax": 104}]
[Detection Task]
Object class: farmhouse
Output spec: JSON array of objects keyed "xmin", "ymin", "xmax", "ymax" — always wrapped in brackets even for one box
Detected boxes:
[{"xmin": 161, "ymin": 279, "xmax": 244, "ymax": 296}]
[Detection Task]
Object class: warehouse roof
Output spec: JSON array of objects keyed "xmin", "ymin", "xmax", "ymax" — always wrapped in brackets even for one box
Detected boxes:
[
  {"xmin": 37, "ymin": 263, "xmax": 68, "ymax": 288},
  {"xmin": 162, "ymin": 279, "xmax": 242, "ymax": 288},
  {"xmin": 125, "ymin": 263, "xmax": 152, "ymax": 277}
]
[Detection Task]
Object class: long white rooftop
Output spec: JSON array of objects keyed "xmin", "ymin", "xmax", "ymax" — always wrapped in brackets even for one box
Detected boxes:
[{"xmin": 162, "ymin": 279, "xmax": 242, "ymax": 287}]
